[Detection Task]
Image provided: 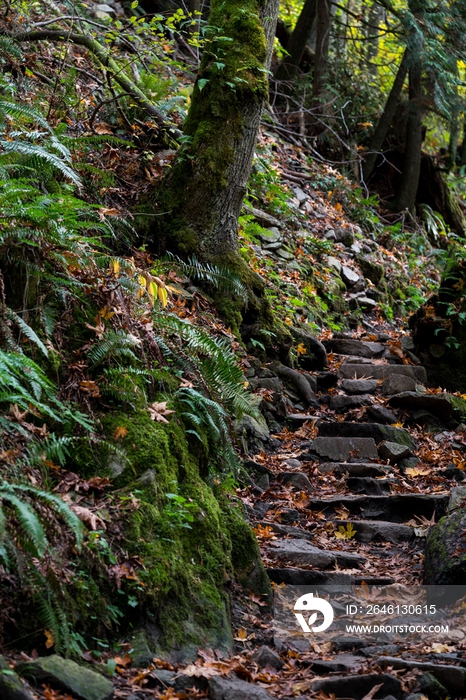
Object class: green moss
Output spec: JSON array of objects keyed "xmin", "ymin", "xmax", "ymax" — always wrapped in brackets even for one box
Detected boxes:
[{"xmin": 449, "ymin": 395, "xmax": 466, "ymax": 421}]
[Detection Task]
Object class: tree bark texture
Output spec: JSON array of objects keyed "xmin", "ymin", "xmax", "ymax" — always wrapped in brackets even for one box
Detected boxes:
[
  {"xmin": 362, "ymin": 49, "xmax": 409, "ymax": 182},
  {"xmin": 275, "ymin": 0, "xmax": 317, "ymax": 81},
  {"xmin": 366, "ymin": 2, "xmax": 383, "ymax": 76},
  {"xmin": 154, "ymin": 0, "xmax": 279, "ymax": 262},
  {"xmin": 312, "ymin": 0, "xmax": 331, "ymax": 99},
  {"xmin": 392, "ymin": 64, "xmax": 424, "ymax": 214}
]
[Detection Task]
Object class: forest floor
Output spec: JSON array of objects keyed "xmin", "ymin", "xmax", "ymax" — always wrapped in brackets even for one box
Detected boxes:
[{"xmin": 7, "ymin": 134, "xmax": 466, "ymax": 700}]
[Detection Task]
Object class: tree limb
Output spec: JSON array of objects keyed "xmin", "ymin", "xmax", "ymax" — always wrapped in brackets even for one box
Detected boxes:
[{"xmin": 7, "ymin": 29, "xmax": 182, "ymax": 143}]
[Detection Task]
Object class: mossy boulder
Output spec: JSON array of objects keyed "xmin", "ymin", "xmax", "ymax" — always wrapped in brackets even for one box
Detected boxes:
[
  {"xmin": 17, "ymin": 655, "xmax": 113, "ymax": 700},
  {"xmin": 0, "ymin": 656, "xmax": 34, "ymax": 700},
  {"xmin": 424, "ymin": 509, "xmax": 466, "ymax": 585}
]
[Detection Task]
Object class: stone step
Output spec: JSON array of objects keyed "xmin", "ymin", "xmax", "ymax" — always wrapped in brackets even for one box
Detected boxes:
[
  {"xmin": 258, "ymin": 521, "xmax": 314, "ymax": 541},
  {"xmin": 311, "ymin": 673, "xmax": 402, "ymax": 700},
  {"xmin": 266, "ymin": 568, "xmax": 394, "ymax": 586},
  {"xmin": 339, "ymin": 363, "xmax": 427, "ymax": 384},
  {"xmin": 307, "ymin": 493, "xmax": 448, "ymax": 522},
  {"xmin": 324, "ymin": 339, "xmax": 385, "ymax": 358},
  {"xmin": 267, "ymin": 539, "xmax": 366, "ymax": 569},
  {"xmin": 388, "ymin": 391, "xmax": 454, "ymax": 419},
  {"xmin": 377, "ymin": 657, "xmax": 466, "ymax": 697},
  {"xmin": 334, "ymin": 519, "xmax": 414, "ymax": 543},
  {"xmin": 319, "ymin": 462, "xmax": 394, "ymax": 477},
  {"xmin": 340, "ymin": 378, "xmax": 379, "ymax": 394},
  {"xmin": 317, "ymin": 421, "xmax": 415, "ymax": 449},
  {"xmin": 326, "ymin": 394, "xmax": 373, "ymax": 412},
  {"xmin": 345, "ymin": 476, "xmax": 394, "ymax": 496},
  {"xmin": 304, "ymin": 436, "xmax": 379, "ymax": 462}
]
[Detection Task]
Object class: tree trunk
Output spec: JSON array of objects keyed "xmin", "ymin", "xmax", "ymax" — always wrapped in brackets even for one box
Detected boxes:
[
  {"xmin": 461, "ymin": 116, "xmax": 466, "ymax": 167},
  {"xmin": 449, "ymin": 108, "xmax": 460, "ymax": 170},
  {"xmin": 275, "ymin": 18, "xmax": 315, "ymax": 73},
  {"xmin": 366, "ymin": 2, "xmax": 383, "ymax": 76},
  {"xmin": 154, "ymin": 0, "xmax": 279, "ymax": 262},
  {"xmin": 392, "ymin": 65, "xmax": 424, "ymax": 215},
  {"xmin": 362, "ymin": 49, "xmax": 409, "ymax": 182},
  {"xmin": 275, "ymin": 0, "xmax": 317, "ymax": 81},
  {"xmin": 312, "ymin": 0, "xmax": 331, "ymax": 99}
]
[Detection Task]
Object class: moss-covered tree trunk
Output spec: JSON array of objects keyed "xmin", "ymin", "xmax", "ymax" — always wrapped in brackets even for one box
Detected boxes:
[{"xmin": 154, "ymin": 0, "xmax": 280, "ymax": 263}]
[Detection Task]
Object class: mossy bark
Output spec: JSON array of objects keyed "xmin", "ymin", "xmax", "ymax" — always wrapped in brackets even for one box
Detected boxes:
[{"xmin": 153, "ymin": 0, "xmax": 280, "ymax": 262}]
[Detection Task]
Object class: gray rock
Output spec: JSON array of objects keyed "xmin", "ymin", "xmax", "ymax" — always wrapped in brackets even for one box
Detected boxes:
[
  {"xmin": 334, "ymin": 227, "xmax": 355, "ymax": 246},
  {"xmin": 380, "ymin": 373, "xmax": 419, "ymax": 395},
  {"xmin": 268, "ymin": 539, "xmax": 335, "ymax": 568},
  {"xmin": 0, "ymin": 656, "xmax": 35, "ymax": 700},
  {"xmin": 378, "ymin": 441, "xmax": 412, "ymax": 463},
  {"xmin": 284, "ymin": 458, "xmax": 302, "ymax": 468},
  {"xmin": 251, "ymin": 645, "xmax": 283, "ymax": 670},
  {"xmin": 319, "ymin": 462, "xmax": 393, "ymax": 477},
  {"xmin": 334, "ymin": 520, "xmax": 414, "ymax": 543},
  {"xmin": 358, "ymin": 255, "xmax": 384, "ymax": 283},
  {"xmin": 339, "ymin": 363, "xmax": 427, "ymax": 384},
  {"xmin": 328, "ymin": 394, "xmax": 373, "ymax": 411},
  {"xmin": 378, "ymin": 658, "xmax": 465, "ymax": 697},
  {"xmin": 448, "ymin": 485, "xmax": 466, "ymax": 512},
  {"xmin": 242, "ymin": 204, "xmax": 282, "ymax": 229},
  {"xmin": 128, "ymin": 629, "xmax": 153, "ymax": 667},
  {"xmin": 209, "ymin": 675, "xmax": 273, "ymax": 700},
  {"xmin": 258, "ymin": 521, "xmax": 314, "ymax": 541},
  {"xmin": 334, "ymin": 550, "xmax": 366, "ymax": 567},
  {"xmin": 388, "ymin": 392, "xmax": 453, "ymax": 419},
  {"xmin": 317, "ymin": 421, "xmax": 415, "ymax": 448},
  {"xmin": 311, "ymin": 673, "xmax": 401, "ymax": 699},
  {"xmin": 419, "ymin": 673, "xmax": 449, "ymax": 700},
  {"xmin": 341, "ymin": 378, "xmax": 379, "ymax": 394},
  {"xmin": 332, "ymin": 636, "xmax": 368, "ymax": 651},
  {"xmin": 257, "ymin": 377, "xmax": 282, "ymax": 393},
  {"xmin": 308, "ymin": 654, "xmax": 362, "ymax": 673},
  {"xmin": 17, "ymin": 656, "xmax": 113, "ymax": 700},
  {"xmin": 341, "ymin": 266, "xmax": 360, "ymax": 287},
  {"xmin": 266, "ymin": 567, "xmax": 392, "ymax": 586},
  {"xmin": 367, "ymin": 405, "xmax": 398, "ymax": 424},
  {"xmin": 289, "ymin": 326, "xmax": 328, "ymax": 370},
  {"xmin": 309, "ymin": 494, "xmax": 447, "ymax": 521},
  {"xmin": 286, "ymin": 413, "xmax": 314, "ymax": 427},
  {"xmin": 94, "ymin": 3, "xmax": 116, "ymax": 17},
  {"xmin": 425, "ymin": 508, "xmax": 466, "ymax": 585},
  {"xmin": 346, "ymin": 476, "xmax": 392, "ymax": 496},
  {"xmin": 293, "ymin": 186, "xmax": 308, "ymax": 203},
  {"xmin": 275, "ymin": 248, "xmax": 294, "ymax": 260},
  {"xmin": 325, "ymin": 255, "xmax": 342, "ymax": 273},
  {"xmin": 234, "ymin": 414, "xmax": 270, "ymax": 445},
  {"xmin": 310, "ymin": 436, "xmax": 379, "ymax": 461},
  {"xmin": 356, "ymin": 296, "xmax": 379, "ymax": 310},
  {"xmin": 257, "ymin": 227, "xmax": 282, "ymax": 244},
  {"xmin": 326, "ymin": 340, "xmax": 385, "ymax": 359},
  {"xmin": 279, "ymin": 472, "xmax": 312, "ymax": 490}
]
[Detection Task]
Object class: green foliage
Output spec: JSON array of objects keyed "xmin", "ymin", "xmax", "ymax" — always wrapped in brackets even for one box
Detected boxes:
[{"xmin": 165, "ymin": 253, "xmax": 248, "ymax": 301}]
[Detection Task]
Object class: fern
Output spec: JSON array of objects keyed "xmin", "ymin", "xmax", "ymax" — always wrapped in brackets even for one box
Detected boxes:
[
  {"xmin": 164, "ymin": 253, "xmax": 248, "ymax": 302},
  {"xmin": 87, "ymin": 330, "xmax": 141, "ymax": 368},
  {"xmin": 7, "ymin": 310, "xmax": 49, "ymax": 357}
]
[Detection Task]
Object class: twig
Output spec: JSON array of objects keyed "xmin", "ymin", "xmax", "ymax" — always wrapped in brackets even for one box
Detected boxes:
[{"xmin": 89, "ymin": 92, "xmax": 133, "ymax": 131}]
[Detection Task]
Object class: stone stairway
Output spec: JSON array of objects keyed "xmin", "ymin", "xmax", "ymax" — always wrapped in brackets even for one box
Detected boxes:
[{"xmin": 240, "ymin": 333, "xmax": 466, "ymax": 699}]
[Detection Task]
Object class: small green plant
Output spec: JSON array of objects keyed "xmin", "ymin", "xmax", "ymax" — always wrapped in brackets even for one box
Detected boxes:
[{"xmin": 161, "ymin": 490, "xmax": 196, "ymax": 530}]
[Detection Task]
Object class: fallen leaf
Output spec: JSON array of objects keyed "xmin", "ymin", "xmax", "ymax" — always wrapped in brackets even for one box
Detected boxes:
[
  {"xmin": 71, "ymin": 505, "xmax": 106, "ymax": 530},
  {"xmin": 335, "ymin": 523, "xmax": 357, "ymax": 540},
  {"xmin": 113, "ymin": 426, "xmax": 128, "ymax": 441},
  {"xmin": 44, "ymin": 629, "xmax": 54, "ymax": 649},
  {"xmin": 148, "ymin": 401, "xmax": 175, "ymax": 423}
]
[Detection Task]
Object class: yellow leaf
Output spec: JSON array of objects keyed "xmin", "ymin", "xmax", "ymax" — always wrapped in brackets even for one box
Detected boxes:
[
  {"xmin": 405, "ymin": 466, "xmax": 432, "ymax": 477},
  {"xmin": 109, "ymin": 259, "xmax": 120, "ymax": 275},
  {"xmin": 113, "ymin": 426, "xmax": 128, "ymax": 441},
  {"xmin": 158, "ymin": 286, "xmax": 168, "ymax": 307},
  {"xmin": 296, "ymin": 343, "xmax": 307, "ymax": 356},
  {"xmin": 44, "ymin": 629, "xmax": 55, "ymax": 649},
  {"xmin": 335, "ymin": 523, "xmax": 357, "ymax": 540}
]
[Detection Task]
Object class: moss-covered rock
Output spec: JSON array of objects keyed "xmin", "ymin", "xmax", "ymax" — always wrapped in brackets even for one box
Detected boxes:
[
  {"xmin": 17, "ymin": 655, "xmax": 113, "ymax": 700},
  {"xmin": 424, "ymin": 509, "xmax": 466, "ymax": 585}
]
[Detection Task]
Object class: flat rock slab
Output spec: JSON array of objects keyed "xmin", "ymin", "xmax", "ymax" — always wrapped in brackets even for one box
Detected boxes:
[
  {"xmin": 308, "ymin": 654, "xmax": 362, "ymax": 674},
  {"xmin": 333, "ymin": 550, "xmax": 366, "ymax": 568},
  {"xmin": 388, "ymin": 391, "xmax": 453, "ymax": 419},
  {"xmin": 319, "ymin": 462, "xmax": 393, "ymax": 477},
  {"xmin": 266, "ymin": 568, "xmax": 393, "ymax": 586},
  {"xmin": 328, "ymin": 394, "xmax": 373, "ymax": 411},
  {"xmin": 308, "ymin": 494, "xmax": 448, "ymax": 522},
  {"xmin": 311, "ymin": 673, "xmax": 402, "ymax": 699},
  {"xmin": 325, "ymin": 339, "xmax": 385, "ymax": 358},
  {"xmin": 268, "ymin": 540, "xmax": 335, "ymax": 568},
  {"xmin": 378, "ymin": 440, "xmax": 412, "ymax": 463},
  {"xmin": 279, "ymin": 472, "xmax": 313, "ymax": 490},
  {"xmin": 378, "ymin": 657, "xmax": 466, "ymax": 696},
  {"xmin": 317, "ymin": 421, "xmax": 415, "ymax": 449},
  {"xmin": 17, "ymin": 656, "xmax": 113, "ymax": 700},
  {"xmin": 345, "ymin": 476, "xmax": 393, "ymax": 496},
  {"xmin": 367, "ymin": 404, "xmax": 398, "ymax": 424},
  {"xmin": 310, "ymin": 437, "xmax": 379, "ymax": 461},
  {"xmin": 209, "ymin": 675, "xmax": 273, "ymax": 700},
  {"xmin": 334, "ymin": 519, "xmax": 414, "ymax": 543},
  {"xmin": 341, "ymin": 378, "xmax": 379, "ymax": 394},
  {"xmin": 339, "ymin": 363, "xmax": 427, "ymax": 384},
  {"xmin": 381, "ymin": 374, "xmax": 420, "ymax": 395},
  {"xmin": 258, "ymin": 521, "xmax": 314, "ymax": 541}
]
